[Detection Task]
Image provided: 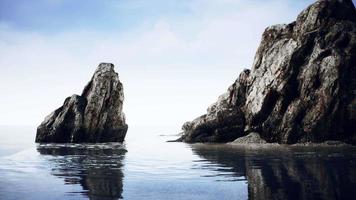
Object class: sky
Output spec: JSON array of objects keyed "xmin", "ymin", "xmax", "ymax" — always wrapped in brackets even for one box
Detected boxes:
[{"xmin": 0, "ymin": 0, "xmax": 322, "ymax": 131}]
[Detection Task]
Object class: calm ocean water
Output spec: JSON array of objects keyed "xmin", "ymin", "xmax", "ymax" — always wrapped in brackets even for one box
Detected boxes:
[{"xmin": 0, "ymin": 125, "xmax": 356, "ymax": 200}]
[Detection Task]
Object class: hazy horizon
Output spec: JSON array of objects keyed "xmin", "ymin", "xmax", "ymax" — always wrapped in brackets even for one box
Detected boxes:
[{"xmin": 0, "ymin": 0, "xmax": 318, "ymax": 130}]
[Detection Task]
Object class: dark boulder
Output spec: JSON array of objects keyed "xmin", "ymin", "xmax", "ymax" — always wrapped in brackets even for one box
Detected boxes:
[{"xmin": 35, "ymin": 63, "xmax": 128, "ymax": 143}]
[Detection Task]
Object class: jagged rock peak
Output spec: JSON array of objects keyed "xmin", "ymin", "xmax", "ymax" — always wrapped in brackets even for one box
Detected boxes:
[
  {"xmin": 177, "ymin": 0, "xmax": 356, "ymax": 144},
  {"xmin": 35, "ymin": 63, "xmax": 128, "ymax": 143}
]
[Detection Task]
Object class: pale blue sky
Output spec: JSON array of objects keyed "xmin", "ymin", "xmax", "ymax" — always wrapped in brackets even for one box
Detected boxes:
[
  {"xmin": 1, "ymin": 0, "xmax": 342, "ymax": 130},
  {"xmin": 1, "ymin": 0, "xmax": 193, "ymax": 33},
  {"xmin": 1, "ymin": 0, "xmax": 312, "ymax": 32}
]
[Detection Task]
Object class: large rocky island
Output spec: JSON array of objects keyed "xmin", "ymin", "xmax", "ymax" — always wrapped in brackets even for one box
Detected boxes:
[
  {"xmin": 35, "ymin": 63, "xmax": 128, "ymax": 143},
  {"xmin": 177, "ymin": 0, "xmax": 356, "ymax": 144}
]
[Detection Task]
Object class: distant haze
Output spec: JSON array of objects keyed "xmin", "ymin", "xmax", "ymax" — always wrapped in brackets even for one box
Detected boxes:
[{"xmin": 1, "ymin": 0, "xmax": 318, "ymax": 131}]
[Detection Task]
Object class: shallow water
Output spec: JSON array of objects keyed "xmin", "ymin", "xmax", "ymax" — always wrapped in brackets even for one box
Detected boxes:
[{"xmin": 0, "ymin": 126, "xmax": 356, "ymax": 200}]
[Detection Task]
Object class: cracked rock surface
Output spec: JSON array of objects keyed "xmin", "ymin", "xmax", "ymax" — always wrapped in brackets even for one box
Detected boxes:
[
  {"xmin": 178, "ymin": 0, "xmax": 356, "ymax": 144},
  {"xmin": 36, "ymin": 63, "xmax": 128, "ymax": 143}
]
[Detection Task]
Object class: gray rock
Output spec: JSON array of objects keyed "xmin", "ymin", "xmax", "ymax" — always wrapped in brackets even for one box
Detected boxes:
[
  {"xmin": 178, "ymin": 0, "xmax": 356, "ymax": 144},
  {"xmin": 35, "ymin": 63, "xmax": 128, "ymax": 143},
  {"xmin": 231, "ymin": 132, "xmax": 267, "ymax": 144}
]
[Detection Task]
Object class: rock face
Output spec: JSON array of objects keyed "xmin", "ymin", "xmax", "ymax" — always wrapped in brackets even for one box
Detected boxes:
[
  {"xmin": 178, "ymin": 0, "xmax": 356, "ymax": 144},
  {"xmin": 35, "ymin": 63, "xmax": 128, "ymax": 143}
]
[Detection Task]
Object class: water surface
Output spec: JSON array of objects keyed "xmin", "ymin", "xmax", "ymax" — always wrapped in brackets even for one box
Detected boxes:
[{"xmin": 0, "ymin": 126, "xmax": 355, "ymax": 199}]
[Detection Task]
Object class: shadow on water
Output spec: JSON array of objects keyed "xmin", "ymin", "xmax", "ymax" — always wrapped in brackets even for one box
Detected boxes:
[
  {"xmin": 36, "ymin": 143, "xmax": 126, "ymax": 200},
  {"xmin": 190, "ymin": 144, "xmax": 356, "ymax": 200}
]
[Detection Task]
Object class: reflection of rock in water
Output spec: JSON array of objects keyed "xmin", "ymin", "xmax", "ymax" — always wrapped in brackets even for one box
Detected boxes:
[
  {"xmin": 191, "ymin": 145, "xmax": 356, "ymax": 200},
  {"xmin": 37, "ymin": 144, "xmax": 126, "ymax": 200}
]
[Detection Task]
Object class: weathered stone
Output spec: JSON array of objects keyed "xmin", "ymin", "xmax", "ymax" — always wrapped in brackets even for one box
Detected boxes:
[
  {"xmin": 178, "ymin": 0, "xmax": 356, "ymax": 144},
  {"xmin": 35, "ymin": 63, "xmax": 128, "ymax": 143}
]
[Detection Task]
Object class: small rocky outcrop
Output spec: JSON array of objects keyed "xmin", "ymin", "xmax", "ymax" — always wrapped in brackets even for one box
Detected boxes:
[
  {"xmin": 178, "ymin": 0, "xmax": 356, "ymax": 144},
  {"xmin": 35, "ymin": 63, "xmax": 128, "ymax": 143},
  {"xmin": 231, "ymin": 132, "xmax": 267, "ymax": 144}
]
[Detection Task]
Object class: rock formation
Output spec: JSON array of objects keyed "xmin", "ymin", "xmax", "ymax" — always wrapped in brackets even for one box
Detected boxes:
[
  {"xmin": 178, "ymin": 0, "xmax": 356, "ymax": 144},
  {"xmin": 35, "ymin": 63, "xmax": 128, "ymax": 143}
]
